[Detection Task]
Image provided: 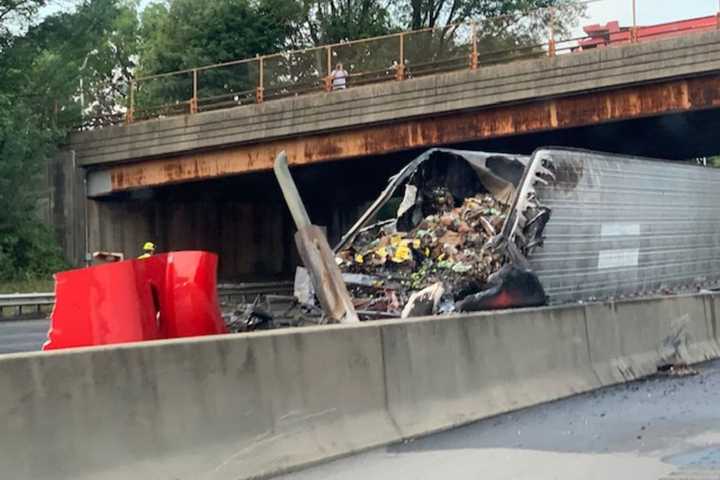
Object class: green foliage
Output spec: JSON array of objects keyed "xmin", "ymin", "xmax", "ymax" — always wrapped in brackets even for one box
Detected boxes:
[
  {"xmin": 402, "ymin": 0, "xmax": 583, "ymax": 31},
  {"xmin": 0, "ymin": 0, "xmax": 48, "ymax": 47},
  {"xmin": 0, "ymin": 94, "xmax": 67, "ymax": 280},
  {"xmin": 0, "ymin": 1, "xmax": 135, "ymax": 280},
  {"xmin": 301, "ymin": 0, "xmax": 395, "ymax": 45},
  {"xmin": 139, "ymin": 0, "xmax": 298, "ymax": 73},
  {"xmin": 397, "ymin": 0, "xmax": 586, "ymax": 72},
  {"xmin": 136, "ymin": 0, "xmax": 301, "ymax": 110},
  {"xmin": 1, "ymin": 0, "xmax": 139, "ymax": 128},
  {"xmin": 134, "ymin": 0, "xmax": 584, "ymax": 104},
  {"xmin": 0, "ymin": 278, "xmax": 54, "ymax": 294}
]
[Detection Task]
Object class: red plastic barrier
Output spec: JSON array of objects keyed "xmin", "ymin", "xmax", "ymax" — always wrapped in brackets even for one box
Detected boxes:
[
  {"xmin": 44, "ymin": 251, "xmax": 226, "ymax": 351},
  {"xmin": 160, "ymin": 252, "xmax": 226, "ymax": 338}
]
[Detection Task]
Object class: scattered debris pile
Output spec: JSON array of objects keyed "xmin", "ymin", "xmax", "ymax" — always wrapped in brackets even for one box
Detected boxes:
[
  {"xmin": 231, "ymin": 148, "xmax": 552, "ymax": 330},
  {"xmin": 336, "ymin": 193, "xmax": 512, "ymax": 317},
  {"xmin": 224, "ymin": 295, "xmax": 323, "ymax": 333},
  {"xmin": 331, "ymin": 148, "xmax": 551, "ymax": 319},
  {"xmin": 657, "ymin": 362, "xmax": 699, "ymax": 378}
]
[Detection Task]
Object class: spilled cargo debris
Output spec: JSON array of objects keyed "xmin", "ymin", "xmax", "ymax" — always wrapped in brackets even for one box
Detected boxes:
[
  {"xmin": 225, "ymin": 295, "xmax": 323, "ymax": 333},
  {"xmin": 656, "ymin": 363, "xmax": 699, "ymax": 378},
  {"xmin": 226, "ymin": 147, "xmax": 555, "ymax": 330},
  {"xmin": 333, "ymin": 148, "xmax": 550, "ymax": 319},
  {"xmin": 336, "ymin": 193, "xmax": 512, "ymax": 316}
]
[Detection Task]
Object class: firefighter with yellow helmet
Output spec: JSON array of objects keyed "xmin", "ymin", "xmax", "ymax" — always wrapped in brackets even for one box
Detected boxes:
[{"xmin": 138, "ymin": 242, "xmax": 156, "ymax": 259}]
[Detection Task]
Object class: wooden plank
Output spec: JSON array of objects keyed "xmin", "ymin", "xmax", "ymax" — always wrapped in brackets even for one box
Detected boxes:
[{"xmin": 294, "ymin": 226, "xmax": 358, "ymax": 323}]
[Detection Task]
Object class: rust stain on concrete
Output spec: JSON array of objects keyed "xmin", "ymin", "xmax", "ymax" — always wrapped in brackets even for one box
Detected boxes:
[{"xmin": 108, "ymin": 75, "xmax": 720, "ymax": 192}]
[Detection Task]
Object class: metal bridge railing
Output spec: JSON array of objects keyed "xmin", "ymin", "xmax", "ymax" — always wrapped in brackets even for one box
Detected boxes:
[
  {"xmin": 126, "ymin": 2, "xmax": 583, "ymax": 124},
  {"xmin": 72, "ymin": 0, "xmax": 720, "ymax": 128}
]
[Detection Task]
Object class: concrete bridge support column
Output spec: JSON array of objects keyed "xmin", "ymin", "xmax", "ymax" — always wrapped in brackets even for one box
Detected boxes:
[{"xmin": 47, "ymin": 150, "xmax": 89, "ymax": 268}]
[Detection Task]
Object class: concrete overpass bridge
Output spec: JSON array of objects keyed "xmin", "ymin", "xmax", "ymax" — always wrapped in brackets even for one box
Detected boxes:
[{"xmin": 52, "ymin": 29, "xmax": 720, "ymax": 280}]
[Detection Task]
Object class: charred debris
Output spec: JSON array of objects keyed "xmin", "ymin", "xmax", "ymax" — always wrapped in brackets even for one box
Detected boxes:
[{"xmin": 227, "ymin": 148, "xmax": 555, "ymax": 332}]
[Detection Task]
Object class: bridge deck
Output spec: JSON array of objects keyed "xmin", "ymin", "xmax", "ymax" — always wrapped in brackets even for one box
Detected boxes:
[{"xmin": 69, "ymin": 30, "xmax": 720, "ymax": 196}]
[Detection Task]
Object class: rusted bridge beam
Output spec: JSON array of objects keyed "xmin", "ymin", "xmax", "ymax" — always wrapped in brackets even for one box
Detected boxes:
[{"xmin": 96, "ymin": 74, "xmax": 720, "ymax": 196}]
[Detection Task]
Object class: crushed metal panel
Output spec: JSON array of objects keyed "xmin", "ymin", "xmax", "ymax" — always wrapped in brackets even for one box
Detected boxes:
[{"xmin": 527, "ymin": 148, "xmax": 720, "ymax": 303}]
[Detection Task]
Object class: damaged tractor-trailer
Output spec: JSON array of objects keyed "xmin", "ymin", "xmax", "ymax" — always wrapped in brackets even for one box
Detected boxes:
[{"xmin": 329, "ymin": 147, "xmax": 720, "ymax": 318}]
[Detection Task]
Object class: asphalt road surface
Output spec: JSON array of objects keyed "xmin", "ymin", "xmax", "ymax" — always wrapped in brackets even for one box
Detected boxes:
[
  {"xmin": 0, "ymin": 318, "xmax": 48, "ymax": 354},
  {"xmin": 276, "ymin": 360, "xmax": 720, "ymax": 480}
]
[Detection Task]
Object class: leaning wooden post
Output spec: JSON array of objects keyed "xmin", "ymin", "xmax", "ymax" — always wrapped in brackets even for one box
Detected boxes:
[{"xmin": 273, "ymin": 152, "xmax": 359, "ymax": 324}]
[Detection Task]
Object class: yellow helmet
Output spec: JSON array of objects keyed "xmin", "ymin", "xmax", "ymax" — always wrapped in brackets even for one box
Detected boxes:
[{"xmin": 143, "ymin": 242, "xmax": 156, "ymax": 252}]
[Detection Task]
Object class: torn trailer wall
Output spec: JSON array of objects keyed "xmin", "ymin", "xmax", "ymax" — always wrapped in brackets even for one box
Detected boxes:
[
  {"xmin": 527, "ymin": 148, "xmax": 720, "ymax": 303},
  {"xmin": 332, "ymin": 147, "xmax": 720, "ymax": 317}
]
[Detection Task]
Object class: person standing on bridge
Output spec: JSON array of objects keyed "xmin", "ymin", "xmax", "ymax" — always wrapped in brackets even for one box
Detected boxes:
[{"xmin": 330, "ymin": 63, "xmax": 348, "ymax": 90}]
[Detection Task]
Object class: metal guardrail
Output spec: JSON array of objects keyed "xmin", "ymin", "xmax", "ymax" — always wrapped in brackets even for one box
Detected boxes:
[
  {"xmin": 0, "ymin": 282, "xmax": 295, "ymax": 320},
  {"xmin": 0, "ymin": 293, "xmax": 55, "ymax": 319},
  {"xmin": 217, "ymin": 282, "xmax": 294, "ymax": 306}
]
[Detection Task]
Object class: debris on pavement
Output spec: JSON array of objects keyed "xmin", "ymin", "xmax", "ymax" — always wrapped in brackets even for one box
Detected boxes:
[
  {"xmin": 657, "ymin": 363, "xmax": 699, "ymax": 377},
  {"xmin": 225, "ymin": 295, "xmax": 324, "ymax": 333},
  {"xmin": 401, "ymin": 282, "xmax": 445, "ymax": 318},
  {"xmin": 455, "ymin": 264, "xmax": 547, "ymax": 312}
]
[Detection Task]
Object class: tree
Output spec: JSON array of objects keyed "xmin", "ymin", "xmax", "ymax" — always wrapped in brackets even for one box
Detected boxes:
[
  {"xmin": 394, "ymin": 0, "xmax": 585, "ymax": 76},
  {"xmin": 0, "ymin": 0, "xmax": 48, "ymax": 47},
  {"xmin": 0, "ymin": 0, "xmax": 140, "ymax": 279},
  {"xmin": 139, "ymin": 0, "xmax": 301, "ymax": 73},
  {"xmin": 287, "ymin": 0, "xmax": 584, "ymax": 80},
  {"xmin": 1, "ymin": 0, "xmax": 140, "ymax": 127},
  {"xmin": 136, "ymin": 0, "xmax": 302, "ymax": 112},
  {"xmin": 0, "ymin": 93, "xmax": 66, "ymax": 280},
  {"xmin": 300, "ymin": 0, "xmax": 394, "ymax": 46}
]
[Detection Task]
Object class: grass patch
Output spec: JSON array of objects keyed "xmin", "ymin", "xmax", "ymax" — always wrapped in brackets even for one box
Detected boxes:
[{"xmin": 0, "ymin": 279, "xmax": 54, "ymax": 294}]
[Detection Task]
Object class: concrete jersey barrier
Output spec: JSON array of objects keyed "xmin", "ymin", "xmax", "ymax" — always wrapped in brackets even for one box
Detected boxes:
[{"xmin": 0, "ymin": 293, "xmax": 718, "ymax": 479}]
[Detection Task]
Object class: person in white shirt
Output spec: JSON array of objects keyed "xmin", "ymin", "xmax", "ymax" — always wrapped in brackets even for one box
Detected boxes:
[{"xmin": 330, "ymin": 63, "xmax": 348, "ymax": 90}]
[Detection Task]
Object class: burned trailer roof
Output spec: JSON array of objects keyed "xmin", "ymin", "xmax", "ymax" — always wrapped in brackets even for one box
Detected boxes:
[{"xmin": 524, "ymin": 147, "xmax": 720, "ymax": 303}]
